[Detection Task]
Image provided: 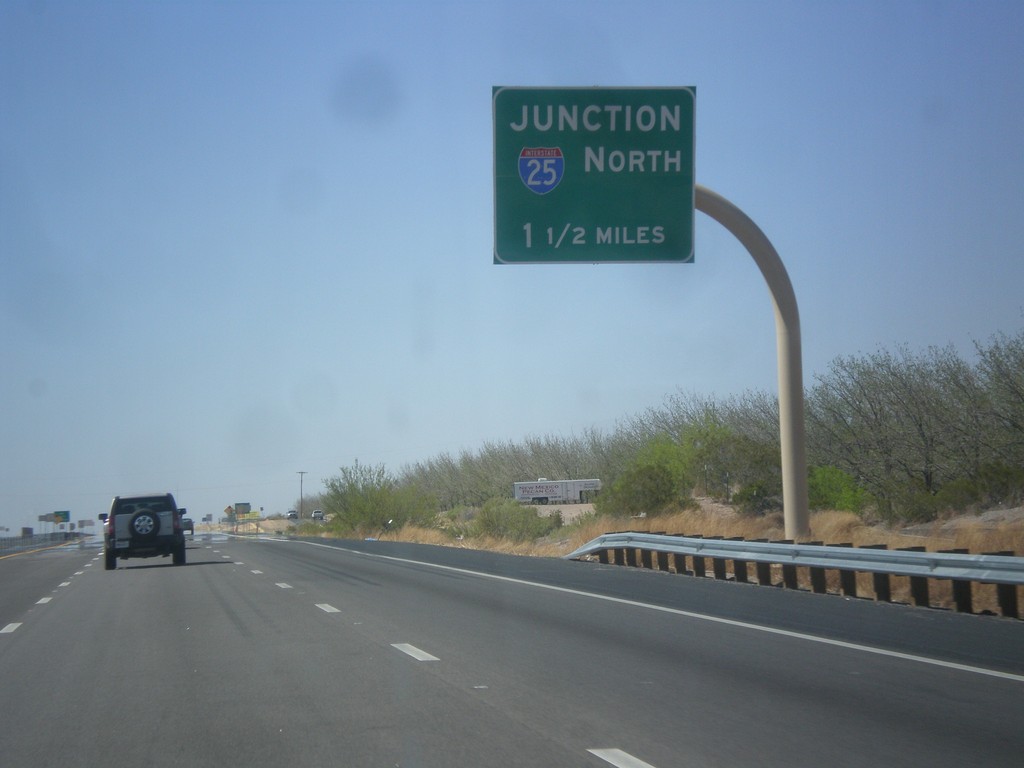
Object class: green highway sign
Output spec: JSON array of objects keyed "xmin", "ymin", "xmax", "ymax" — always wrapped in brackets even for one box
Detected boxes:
[{"xmin": 493, "ymin": 86, "xmax": 695, "ymax": 264}]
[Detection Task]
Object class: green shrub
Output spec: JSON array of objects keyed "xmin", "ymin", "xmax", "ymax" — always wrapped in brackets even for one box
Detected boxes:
[
  {"xmin": 473, "ymin": 498, "xmax": 560, "ymax": 542},
  {"xmin": 323, "ymin": 460, "xmax": 438, "ymax": 534},
  {"xmin": 808, "ymin": 465, "xmax": 869, "ymax": 513},
  {"xmin": 975, "ymin": 463, "xmax": 1024, "ymax": 506},
  {"xmin": 933, "ymin": 478, "xmax": 982, "ymax": 513},
  {"xmin": 595, "ymin": 437, "xmax": 693, "ymax": 517}
]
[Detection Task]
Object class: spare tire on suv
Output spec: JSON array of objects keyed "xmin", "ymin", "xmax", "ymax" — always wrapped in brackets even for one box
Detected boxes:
[
  {"xmin": 130, "ymin": 509, "xmax": 161, "ymax": 539},
  {"xmin": 99, "ymin": 493, "xmax": 187, "ymax": 570}
]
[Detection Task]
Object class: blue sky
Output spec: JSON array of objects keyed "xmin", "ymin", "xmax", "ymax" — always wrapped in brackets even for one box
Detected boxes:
[{"xmin": 2, "ymin": 0, "xmax": 1022, "ymax": 533}]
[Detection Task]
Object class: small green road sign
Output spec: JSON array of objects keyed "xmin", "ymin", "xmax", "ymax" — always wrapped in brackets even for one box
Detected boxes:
[
  {"xmin": 54, "ymin": 511, "xmax": 70, "ymax": 523},
  {"xmin": 493, "ymin": 86, "xmax": 695, "ymax": 264}
]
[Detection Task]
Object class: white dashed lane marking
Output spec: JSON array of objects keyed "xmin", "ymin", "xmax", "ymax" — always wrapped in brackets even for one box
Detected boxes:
[
  {"xmin": 391, "ymin": 643, "xmax": 439, "ymax": 662},
  {"xmin": 588, "ymin": 748, "xmax": 659, "ymax": 768}
]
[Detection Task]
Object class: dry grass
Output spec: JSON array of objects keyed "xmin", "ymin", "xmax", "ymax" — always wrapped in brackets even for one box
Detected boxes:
[
  {"xmin": 382, "ymin": 526, "xmax": 574, "ymax": 558},
  {"xmin": 946, "ymin": 521, "xmax": 1024, "ymax": 555}
]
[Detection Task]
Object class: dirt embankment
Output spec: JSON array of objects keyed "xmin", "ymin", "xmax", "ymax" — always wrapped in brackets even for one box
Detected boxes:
[
  {"xmin": 532, "ymin": 503, "xmax": 595, "ymax": 524},
  {"xmin": 202, "ymin": 518, "xmax": 295, "ymax": 534}
]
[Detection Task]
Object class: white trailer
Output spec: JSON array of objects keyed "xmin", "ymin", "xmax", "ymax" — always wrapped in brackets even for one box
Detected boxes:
[{"xmin": 513, "ymin": 478, "xmax": 601, "ymax": 505}]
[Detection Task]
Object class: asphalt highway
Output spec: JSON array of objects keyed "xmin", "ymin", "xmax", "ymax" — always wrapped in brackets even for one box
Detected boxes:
[{"xmin": 1, "ymin": 534, "xmax": 1021, "ymax": 767}]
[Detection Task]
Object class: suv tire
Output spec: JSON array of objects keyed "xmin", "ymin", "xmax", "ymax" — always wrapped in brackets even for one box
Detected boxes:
[
  {"xmin": 172, "ymin": 539, "xmax": 186, "ymax": 566},
  {"xmin": 130, "ymin": 510, "xmax": 160, "ymax": 540},
  {"xmin": 104, "ymin": 549, "xmax": 117, "ymax": 570}
]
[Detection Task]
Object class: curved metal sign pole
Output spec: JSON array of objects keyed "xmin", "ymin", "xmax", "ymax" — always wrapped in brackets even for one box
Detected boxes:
[{"xmin": 695, "ymin": 185, "xmax": 810, "ymax": 539}]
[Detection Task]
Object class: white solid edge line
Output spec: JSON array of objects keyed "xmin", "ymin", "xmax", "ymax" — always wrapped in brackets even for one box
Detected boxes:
[
  {"xmin": 588, "ymin": 748, "xmax": 658, "ymax": 768},
  {"xmin": 392, "ymin": 643, "xmax": 439, "ymax": 661},
  {"xmin": 272, "ymin": 539, "xmax": 1024, "ymax": 684}
]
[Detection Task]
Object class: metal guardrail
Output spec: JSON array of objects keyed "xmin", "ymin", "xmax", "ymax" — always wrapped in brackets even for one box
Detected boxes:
[
  {"xmin": 0, "ymin": 533, "xmax": 83, "ymax": 555},
  {"xmin": 565, "ymin": 532, "xmax": 1024, "ymax": 618}
]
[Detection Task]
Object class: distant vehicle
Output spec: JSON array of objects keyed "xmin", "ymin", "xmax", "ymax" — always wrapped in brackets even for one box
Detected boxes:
[
  {"xmin": 182, "ymin": 517, "xmax": 195, "ymax": 534},
  {"xmin": 513, "ymin": 478, "xmax": 601, "ymax": 505},
  {"xmin": 286, "ymin": 510, "xmax": 298, "ymax": 519},
  {"xmin": 99, "ymin": 493, "xmax": 186, "ymax": 570},
  {"xmin": 311, "ymin": 509, "xmax": 324, "ymax": 521}
]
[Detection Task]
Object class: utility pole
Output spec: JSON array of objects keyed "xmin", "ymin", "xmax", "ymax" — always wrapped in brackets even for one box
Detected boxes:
[{"xmin": 296, "ymin": 471, "xmax": 307, "ymax": 519}]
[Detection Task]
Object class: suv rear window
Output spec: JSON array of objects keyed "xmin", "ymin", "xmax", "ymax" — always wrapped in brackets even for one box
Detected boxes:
[{"xmin": 112, "ymin": 496, "xmax": 175, "ymax": 515}]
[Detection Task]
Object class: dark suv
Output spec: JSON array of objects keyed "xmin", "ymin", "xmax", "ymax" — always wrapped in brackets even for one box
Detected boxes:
[{"xmin": 99, "ymin": 493, "xmax": 187, "ymax": 570}]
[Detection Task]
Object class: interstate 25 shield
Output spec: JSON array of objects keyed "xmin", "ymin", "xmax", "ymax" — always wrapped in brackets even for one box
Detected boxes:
[{"xmin": 518, "ymin": 147, "xmax": 564, "ymax": 195}]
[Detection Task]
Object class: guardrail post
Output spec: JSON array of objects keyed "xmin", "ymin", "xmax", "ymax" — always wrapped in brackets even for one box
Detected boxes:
[
  {"xmin": 690, "ymin": 536, "xmax": 707, "ymax": 577},
  {"xmin": 803, "ymin": 542, "xmax": 827, "ymax": 594},
  {"xmin": 729, "ymin": 537, "xmax": 749, "ymax": 583},
  {"xmin": 939, "ymin": 549, "xmax": 972, "ymax": 614},
  {"xmin": 711, "ymin": 557, "xmax": 727, "ymax": 580},
  {"xmin": 614, "ymin": 548, "xmax": 626, "ymax": 566},
  {"xmin": 597, "ymin": 549, "xmax": 610, "ymax": 564},
  {"xmin": 773, "ymin": 540, "xmax": 797, "ymax": 589},
  {"xmin": 997, "ymin": 583, "xmax": 1019, "ymax": 619},
  {"xmin": 648, "ymin": 533, "xmax": 668, "ymax": 570},
  {"xmin": 985, "ymin": 551, "xmax": 1019, "ymax": 619},
  {"xmin": 669, "ymin": 535, "xmax": 690, "ymax": 574},
  {"xmin": 862, "ymin": 545, "xmax": 891, "ymax": 602},
  {"xmin": 626, "ymin": 547, "xmax": 638, "ymax": 567},
  {"xmin": 640, "ymin": 548, "xmax": 653, "ymax": 569},
  {"xmin": 951, "ymin": 580, "xmax": 973, "ymax": 614},
  {"xmin": 671, "ymin": 536, "xmax": 696, "ymax": 573},
  {"xmin": 899, "ymin": 547, "xmax": 930, "ymax": 607},
  {"xmin": 834, "ymin": 543, "xmax": 858, "ymax": 597},
  {"xmin": 747, "ymin": 539, "xmax": 773, "ymax": 585},
  {"xmin": 707, "ymin": 536, "xmax": 728, "ymax": 580}
]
